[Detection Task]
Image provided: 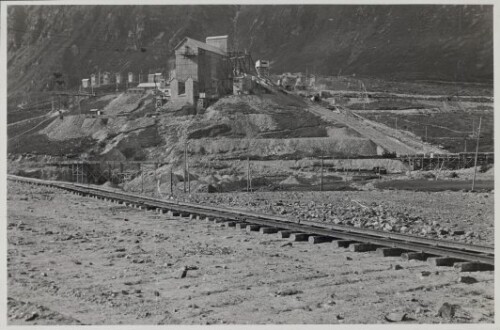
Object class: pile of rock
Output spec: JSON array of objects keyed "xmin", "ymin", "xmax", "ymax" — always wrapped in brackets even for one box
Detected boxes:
[
  {"xmin": 266, "ymin": 199, "xmax": 475, "ymax": 241},
  {"xmin": 191, "ymin": 195, "xmax": 477, "ymax": 242}
]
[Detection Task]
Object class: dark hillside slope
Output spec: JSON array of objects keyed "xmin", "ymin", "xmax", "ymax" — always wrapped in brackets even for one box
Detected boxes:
[
  {"xmin": 7, "ymin": 5, "xmax": 492, "ymax": 97},
  {"xmin": 239, "ymin": 5, "xmax": 492, "ymax": 82}
]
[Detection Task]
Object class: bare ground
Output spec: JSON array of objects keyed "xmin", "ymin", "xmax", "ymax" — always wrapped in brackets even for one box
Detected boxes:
[{"xmin": 7, "ymin": 182, "xmax": 494, "ymax": 325}]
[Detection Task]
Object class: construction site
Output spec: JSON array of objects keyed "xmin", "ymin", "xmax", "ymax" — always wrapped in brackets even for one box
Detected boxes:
[{"xmin": 6, "ymin": 4, "xmax": 495, "ymax": 327}]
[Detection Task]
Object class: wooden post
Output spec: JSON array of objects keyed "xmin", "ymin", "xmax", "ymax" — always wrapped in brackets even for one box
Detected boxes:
[
  {"xmin": 170, "ymin": 166, "xmax": 173, "ymax": 196},
  {"xmin": 120, "ymin": 162, "xmax": 124, "ymax": 184},
  {"xmin": 154, "ymin": 163, "xmax": 159, "ymax": 197},
  {"xmin": 140, "ymin": 163, "xmax": 144, "ymax": 193},
  {"xmin": 247, "ymin": 156, "xmax": 250, "ymax": 192},
  {"xmin": 184, "ymin": 143, "xmax": 187, "ymax": 193},
  {"xmin": 472, "ymin": 117, "xmax": 482, "ymax": 191},
  {"xmin": 247, "ymin": 156, "xmax": 252, "ymax": 192},
  {"xmin": 108, "ymin": 163, "xmax": 112, "ymax": 182},
  {"xmin": 187, "ymin": 157, "xmax": 191, "ymax": 195},
  {"xmin": 320, "ymin": 156, "xmax": 324, "ymax": 191},
  {"xmin": 249, "ymin": 159, "xmax": 252, "ymax": 192}
]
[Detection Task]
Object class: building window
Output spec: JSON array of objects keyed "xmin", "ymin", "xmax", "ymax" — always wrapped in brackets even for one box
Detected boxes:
[{"xmin": 178, "ymin": 81, "xmax": 186, "ymax": 95}]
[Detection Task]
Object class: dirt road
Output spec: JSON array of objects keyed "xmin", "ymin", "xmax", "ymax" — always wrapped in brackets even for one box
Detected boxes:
[
  {"xmin": 307, "ymin": 104, "xmax": 446, "ymax": 155},
  {"xmin": 7, "ymin": 182, "xmax": 494, "ymax": 325}
]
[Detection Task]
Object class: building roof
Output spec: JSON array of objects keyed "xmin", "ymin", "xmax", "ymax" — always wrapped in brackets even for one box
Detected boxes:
[
  {"xmin": 137, "ymin": 82, "xmax": 159, "ymax": 88},
  {"xmin": 173, "ymin": 37, "xmax": 226, "ymax": 56},
  {"xmin": 206, "ymin": 35, "xmax": 228, "ymax": 40}
]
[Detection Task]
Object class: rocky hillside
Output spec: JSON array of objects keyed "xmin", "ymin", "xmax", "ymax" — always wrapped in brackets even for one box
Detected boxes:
[{"xmin": 7, "ymin": 5, "xmax": 493, "ymax": 97}]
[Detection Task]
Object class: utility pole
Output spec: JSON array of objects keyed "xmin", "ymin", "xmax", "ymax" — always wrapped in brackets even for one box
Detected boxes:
[
  {"xmin": 320, "ymin": 156, "xmax": 324, "ymax": 191},
  {"xmin": 170, "ymin": 166, "xmax": 173, "ymax": 196},
  {"xmin": 184, "ymin": 142, "xmax": 187, "ymax": 193},
  {"xmin": 249, "ymin": 159, "xmax": 252, "ymax": 192},
  {"xmin": 247, "ymin": 156, "xmax": 250, "ymax": 192},
  {"xmin": 187, "ymin": 151, "xmax": 191, "ymax": 194},
  {"xmin": 140, "ymin": 163, "xmax": 144, "ymax": 193},
  {"xmin": 464, "ymin": 137, "xmax": 467, "ymax": 153},
  {"xmin": 471, "ymin": 116, "xmax": 482, "ymax": 191},
  {"xmin": 425, "ymin": 126, "xmax": 428, "ymax": 142}
]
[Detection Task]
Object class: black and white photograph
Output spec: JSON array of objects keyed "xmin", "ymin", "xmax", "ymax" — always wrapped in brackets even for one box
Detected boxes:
[{"xmin": 2, "ymin": 1, "xmax": 496, "ymax": 327}]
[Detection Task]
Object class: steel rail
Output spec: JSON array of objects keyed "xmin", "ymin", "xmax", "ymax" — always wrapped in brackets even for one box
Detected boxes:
[
  {"xmin": 66, "ymin": 181, "xmax": 494, "ymax": 255},
  {"xmin": 9, "ymin": 175, "xmax": 494, "ymax": 265}
]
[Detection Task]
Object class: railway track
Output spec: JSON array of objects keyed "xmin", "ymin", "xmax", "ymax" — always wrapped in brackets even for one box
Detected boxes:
[{"xmin": 8, "ymin": 175, "xmax": 494, "ymax": 270}]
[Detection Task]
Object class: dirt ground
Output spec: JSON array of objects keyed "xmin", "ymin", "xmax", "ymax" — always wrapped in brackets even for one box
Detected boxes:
[{"xmin": 7, "ymin": 181, "xmax": 494, "ymax": 325}]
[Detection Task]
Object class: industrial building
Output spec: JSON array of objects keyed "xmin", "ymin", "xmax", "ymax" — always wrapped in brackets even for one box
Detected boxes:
[
  {"xmin": 170, "ymin": 35, "xmax": 233, "ymax": 105},
  {"xmin": 79, "ymin": 35, "xmax": 270, "ymax": 106}
]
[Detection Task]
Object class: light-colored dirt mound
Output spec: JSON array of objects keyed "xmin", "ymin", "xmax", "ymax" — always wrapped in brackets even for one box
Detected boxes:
[
  {"xmin": 280, "ymin": 175, "xmax": 302, "ymax": 186},
  {"xmin": 40, "ymin": 115, "xmax": 106, "ymax": 140},
  {"xmin": 189, "ymin": 137, "xmax": 379, "ymax": 158},
  {"xmin": 41, "ymin": 114, "xmax": 157, "ymax": 144},
  {"xmin": 102, "ymin": 93, "xmax": 151, "ymax": 116}
]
